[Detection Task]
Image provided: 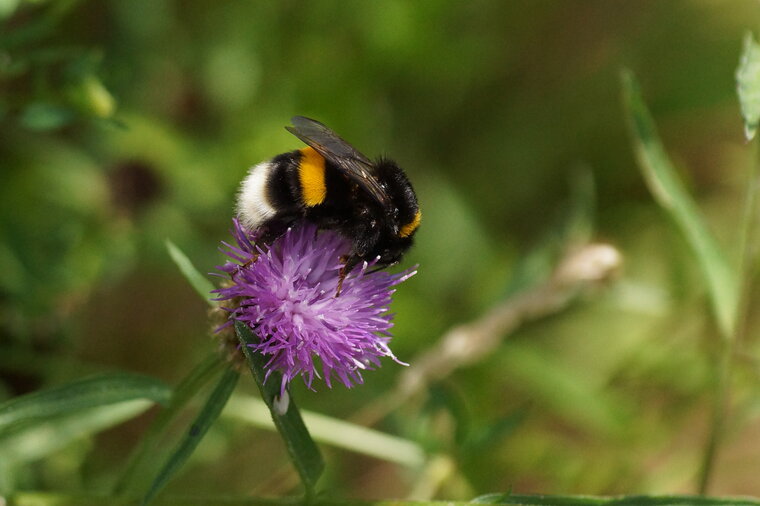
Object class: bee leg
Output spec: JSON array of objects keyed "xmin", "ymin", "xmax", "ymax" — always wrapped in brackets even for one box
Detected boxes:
[
  {"xmin": 241, "ymin": 253, "xmax": 259, "ymax": 269},
  {"xmin": 335, "ymin": 255, "xmax": 358, "ymax": 297},
  {"xmin": 229, "ymin": 252, "xmax": 260, "ymax": 278},
  {"xmin": 336, "ymin": 265, "xmax": 347, "ymax": 297}
]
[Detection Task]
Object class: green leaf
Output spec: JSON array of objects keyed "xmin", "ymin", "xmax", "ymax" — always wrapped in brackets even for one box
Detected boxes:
[
  {"xmin": 0, "ymin": 373, "xmax": 170, "ymax": 435},
  {"xmin": 141, "ymin": 367, "xmax": 238, "ymax": 506},
  {"xmin": 234, "ymin": 320, "xmax": 325, "ymax": 496},
  {"xmin": 6, "ymin": 493, "xmax": 760, "ymax": 506},
  {"xmin": 67, "ymin": 74, "xmax": 116, "ymax": 118},
  {"xmin": 19, "ymin": 102, "xmax": 74, "ymax": 131},
  {"xmin": 166, "ymin": 239, "xmax": 217, "ymax": 307},
  {"xmin": 621, "ymin": 69, "xmax": 739, "ymax": 339},
  {"xmin": 737, "ymin": 32, "xmax": 760, "ymax": 140},
  {"xmin": 114, "ymin": 353, "xmax": 225, "ymax": 496},
  {"xmin": 0, "ymin": 400, "xmax": 153, "ymax": 464},
  {"xmin": 0, "ymin": 0, "xmax": 20, "ymax": 20}
]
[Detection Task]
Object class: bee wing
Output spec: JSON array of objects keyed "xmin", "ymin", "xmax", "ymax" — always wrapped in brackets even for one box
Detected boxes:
[{"xmin": 286, "ymin": 116, "xmax": 390, "ymax": 206}]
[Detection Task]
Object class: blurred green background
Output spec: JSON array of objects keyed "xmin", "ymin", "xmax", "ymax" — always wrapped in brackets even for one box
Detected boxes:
[{"xmin": 3, "ymin": 0, "xmax": 760, "ymax": 501}]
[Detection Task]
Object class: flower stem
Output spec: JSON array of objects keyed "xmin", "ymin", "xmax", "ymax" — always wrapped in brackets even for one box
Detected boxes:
[
  {"xmin": 234, "ymin": 321, "xmax": 324, "ymax": 499},
  {"xmin": 698, "ymin": 138, "xmax": 760, "ymax": 493},
  {"xmin": 698, "ymin": 344, "xmax": 733, "ymax": 494}
]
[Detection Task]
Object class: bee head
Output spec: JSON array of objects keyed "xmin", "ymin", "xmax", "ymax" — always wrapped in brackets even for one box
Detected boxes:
[
  {"xmin": 376, "ymin": 239, "xmax": 410, "ymax": 266},
  {"xmin": 374, "ymin": 158, "xmax": 420, "ymax": 235}
]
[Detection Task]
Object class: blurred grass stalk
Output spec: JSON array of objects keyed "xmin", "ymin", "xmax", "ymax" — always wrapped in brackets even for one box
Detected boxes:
[
  {"xmin": 701, "ymin": 34, "xmax": 760, "ymax": 493},
  {"xmin": 6, "ymin": 491, "xmax": 760, "ymax": 506},
  {"xmin": 223, "ymin": 395, "xmax": 426, "ymax": 468},
  {"xmin": 622, "ymin": 53, "xmax": 760, "ymax": 493},
  {"xmin": 355, "ymin": 241, "xmax": 622, "ymax": 429},
  {"xmin": 699, "ymin": 128, "xmax": 760, "ymax": 495}
]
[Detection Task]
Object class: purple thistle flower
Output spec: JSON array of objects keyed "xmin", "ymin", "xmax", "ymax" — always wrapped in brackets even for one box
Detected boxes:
[{"xmin": 214, "ymin": 219, "xmax": 415, "ymax": 394}]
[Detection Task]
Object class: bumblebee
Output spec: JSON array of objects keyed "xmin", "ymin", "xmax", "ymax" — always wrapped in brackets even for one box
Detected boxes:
[{"xmin": 237, "ymin": 116, "xmax": 421, "ymax": 277}]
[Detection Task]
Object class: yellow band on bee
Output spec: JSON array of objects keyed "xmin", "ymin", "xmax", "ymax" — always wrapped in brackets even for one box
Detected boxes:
[
  {"xmin": 298, "ymin": 147, "xmax": 327, "ymax": 206},
  {"xmin": 399, "ymin": 210, "xmax": 421, "ymax": 238}
]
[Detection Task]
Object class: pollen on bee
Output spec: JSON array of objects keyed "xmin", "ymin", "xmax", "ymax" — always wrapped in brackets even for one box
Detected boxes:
[{"xmin": 398, "ymin": 210, "xmax": 422, "ymax": 238}]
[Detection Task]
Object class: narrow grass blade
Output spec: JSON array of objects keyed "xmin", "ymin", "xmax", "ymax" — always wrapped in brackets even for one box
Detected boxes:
[
  {"xmin": 114, "ymin": 353, "xmax": 225, "ymax": 496},
  {"xmin": 621, "ymin": 69, "xmax": 739, "ymax": 338},
  {"xmin": 497, "ymin": 344, "xmax": 627, "ymax": 437},
  {"xmin": 234, "ymin": 320, "xmax": 325, "ymax": 496},
  {"xmin": 166, "ymin": 239, "xmax": 216, "ymax": 307},
  {"xmin": 737, "ymin": 32, "xmax": 760, "ymax": 141},
  {"xmin": 141, "ymin": 367, "xmax": 239, "ymax": 506},
  {"xmin": 0, "ymin": 373, "xmax": 170, "ymax": 434},
  {"xmin": 7, "ymin": 493, "xmax": 760, "ymax": 506},
  {"xmin": 0, "ymin": 400, "xmax": 153, "ymax": 463}
]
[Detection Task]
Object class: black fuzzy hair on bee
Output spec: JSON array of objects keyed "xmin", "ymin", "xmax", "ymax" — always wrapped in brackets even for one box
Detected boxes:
[{"xmin": 237, "ymin": 116, "xmax": 421, "ymax": 292}]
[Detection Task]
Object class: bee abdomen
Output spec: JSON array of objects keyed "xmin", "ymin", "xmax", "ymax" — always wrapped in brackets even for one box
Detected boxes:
[
  {"xmin": 237, "ymin": 160, "xmax": 280, "ymax": 231},
  {"xmin": 297, "ymin": 147, "xmax": 327, "ymax": 206},
  {"xmin": 237, "ymin": 149, "xmax": 331, "ymax": 231}
]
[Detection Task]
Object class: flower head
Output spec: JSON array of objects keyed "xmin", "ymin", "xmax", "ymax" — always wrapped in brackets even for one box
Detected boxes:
[{"xmin": 215, "ymin": 219, "xmax": 415, "ymax": 393}]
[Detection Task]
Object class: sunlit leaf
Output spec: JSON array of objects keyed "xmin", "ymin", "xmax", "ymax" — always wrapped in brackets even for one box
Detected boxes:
[
  {"xmin": 621, "ymin": 69, "xmax": 738, "ymax": 339},
  {"xmin": 0, "ymin": 373, "xmax": 170, "ymax": 435},
  {"xmin": 737, "ymin": 32, "xmax": 760, "ymax": 140},
  {"xmin": 141, "ymin": 367, "xmax": 238, "ymax": 506},
  {"xmin": 0, "ymin": 0, "xmax": 19, "ymax": 20},
  {"xmin": 166, "ymin": 239, "xmax": 216, "ymax": 307},
  {"xmin": 235, "ymin": 320, "xmax": 324, "ymax": 496},
  {"xmin": 68, "ymin": 75, "xmax": 117, "ymax": 118},
  {"xmin": 224, "ymin": 394, "xmax": 426, "ymax": 468}
]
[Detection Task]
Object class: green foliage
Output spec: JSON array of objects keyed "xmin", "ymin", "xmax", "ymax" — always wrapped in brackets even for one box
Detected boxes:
[
  {"xmin": 166, "ymin": 239, "xmax": 217, "ymax": 308},
  {"xmin": 235, "ymin": 321, "xmax": 325, "ymax": 497},
  {"xmin": 115, "ymin": 354, "xmax": 225, "ymax": 496},
  {"xmin": 478, "ymin": 494, "xmax": 760, "ymax": 505},
  {"xmin": 3, "ymin": 493, "xmax": 760, "ymax": 505},
  {"xmin": 0, "ymin": 401, "xmax": 154, "ymax": 467},
  {"xmin": 0, "ymin": 373, "xmax": 171, "ymax": 481},
  {"xmin": 737, "ymin": 32, "xmax": 760, "ymax": 140},
  {"xmin": 0, "ymin": 373, "xmax": 170, "ymax": 433},
  {"xmin": 224, "ymin": 394, "xmax": 426, "ymax": 468},
  {"xmin": 141, "ymin": 367, "xmax": 239, "ymax": 506},
  {"xmin": 18, "ymin": 102, "xmax": 74, "ymax": 131},
  {"xmin": 3, "ymin": 0, "xmax": 760, "ymax": 502},
  {"xmin": 621, "ymin": 69, "xmax": 738, "ymax": 339},
  {"xmin": 0, "ymin": 0, "xmax": 116, "ymax": 131}
]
